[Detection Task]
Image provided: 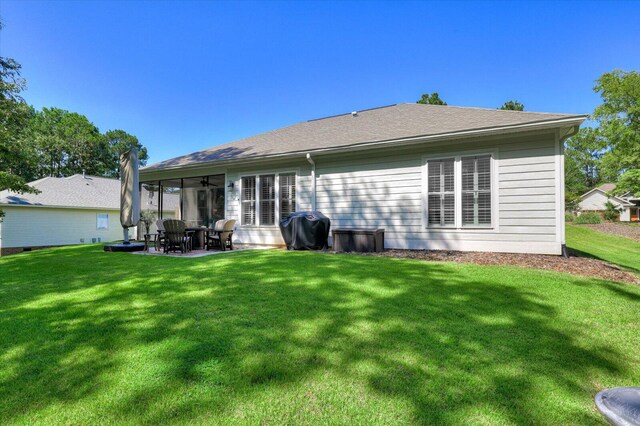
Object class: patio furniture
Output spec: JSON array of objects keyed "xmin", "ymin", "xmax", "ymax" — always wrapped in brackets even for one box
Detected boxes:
[
  {"xmin": 156, "ymin": 219, "xmax": 167, "ymax": 250},
  {"xmin": 163, "ymin": 219, "xmax": 192, "ymax": 254},
  {"xmin": 186, "ymin": 227, "xmax": 207, "ymax": 250},
  {"xmin": 143, "ymin": 233, "xmax": 159, "ymax": 252},
  {"xmin": 206, "ymin": 219, "xmax": 236, "ymax": 251}
]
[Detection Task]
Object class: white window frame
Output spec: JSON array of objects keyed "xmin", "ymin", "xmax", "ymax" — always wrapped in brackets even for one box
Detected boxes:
[
  {"xmin": 96, "ymin": 213, "xmax": 109, "ymax": 230},
  {"xmin": 238, "ymin": 170, "xmax": 298, "ymax": 227},
  {"xmin": 422, "ymin": 150, "xmax": 498, "ymax": 231}
]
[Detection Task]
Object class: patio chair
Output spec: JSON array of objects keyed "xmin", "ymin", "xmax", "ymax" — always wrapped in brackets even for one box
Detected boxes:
[
  {"xmin": 206, "ymin": 219, "xmax": 236, "ymax": 251},
  {"xmin": 156, "ymin": 219, "xmax": 167, "ymax": 251},
  {"xmin": 162, "ymin": 219, "xmax": 192, "ymax": 254}
]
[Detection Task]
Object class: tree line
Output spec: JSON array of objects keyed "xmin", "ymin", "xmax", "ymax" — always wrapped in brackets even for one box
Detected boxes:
[{"xmin": 0, "ymin": 28, "xmax": 148, "ymax": 207}]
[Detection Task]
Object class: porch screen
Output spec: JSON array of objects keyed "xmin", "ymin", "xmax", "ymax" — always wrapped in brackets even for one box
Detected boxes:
[
  {"xmin": 427, "ymin": 159, "xmax": 455, "ymax": 226},
  {"xmin": 461, "ymin": 155, "xmax": 491, "ymax": 226},
  {"xmin": 260, "ymin": 174, "xmax": 276, "ymax": 226},
  {"xmin": 241, "ymin": 176, "xmax": 256, "ymax": 225},
  {"xmin": 279, "ymin": 173, "xmax": 296, "ymax": 219}
]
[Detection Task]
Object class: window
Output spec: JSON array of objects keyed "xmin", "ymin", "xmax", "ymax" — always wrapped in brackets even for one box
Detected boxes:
[
  {"xmin": 241, "ymin": 176, "xmax": 256, "ymax": 225},
  {"xmin": 425, "ymin": 154, "xmax": 493, "ymax": 229},
  {"xmin": 279, "ymin": 173, "xmax": 296, "ymax": 219},
  {"xmin": 427, "ymin": 159, "xmax": 455, "ymax": 226},
  {"xmin": 240, "ymin": 172, "xmax": 296, "ymax": 226},
  {"xmin": 461, "ymin": 156, "xmax": 491, "ymax": 226},
  {"xmin": 97, "ymin": 213, "xmax": 109, "ymax": 230},
  {"xmin": 260, "ymin": 174, "xmax": 276, "ymax": 225}
]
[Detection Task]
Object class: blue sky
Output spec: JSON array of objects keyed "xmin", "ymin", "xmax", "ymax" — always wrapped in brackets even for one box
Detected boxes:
[{"xmin": 2, "ymin": 0, "xmax": 639, "ymax": 164}]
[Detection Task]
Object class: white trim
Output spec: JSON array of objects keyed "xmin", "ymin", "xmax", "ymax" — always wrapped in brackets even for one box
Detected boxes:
[
  {"xmin": 422, "ymin": 148, "xmax": 498, "ymax": 233},
  {"xmin": 554, "ymin": 130, "xmax": 563, "ymax": 244},
  {"xmin": 384, "ymin": 238, "xmax": 562, "ymax": 255}
]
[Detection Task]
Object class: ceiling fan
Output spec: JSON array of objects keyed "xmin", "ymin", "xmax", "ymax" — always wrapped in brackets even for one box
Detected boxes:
[{"xmin": 199, "ymin": 177, "xmax": 217, "ymax": 188}]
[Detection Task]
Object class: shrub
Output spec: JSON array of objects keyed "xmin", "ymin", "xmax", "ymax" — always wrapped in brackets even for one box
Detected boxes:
[
  {"xmin": 603, "ymin": 201, "xmax": 621, "ymax": 222},
  {"xmin": 575, "ymin": 212, "xmax": 602, "ymax": 224},
  {"xmin": 565, "ymin": 213, "xmax": 575, "ymax": 222}
]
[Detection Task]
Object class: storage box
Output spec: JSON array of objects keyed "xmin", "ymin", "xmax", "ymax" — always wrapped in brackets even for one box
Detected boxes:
[{"xmin": 332, "ymin": 228, "xmax": 384, "ymax": 253}]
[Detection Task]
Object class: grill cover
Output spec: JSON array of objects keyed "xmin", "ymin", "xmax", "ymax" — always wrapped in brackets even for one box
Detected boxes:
[{"xmin": 279, "ymin": 211, "xmax": 331, "ymax": 250}]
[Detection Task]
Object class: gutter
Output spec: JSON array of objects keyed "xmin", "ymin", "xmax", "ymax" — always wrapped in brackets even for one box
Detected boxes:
[
  {"xmin": 140, "ymin": 115, "xmax": 588, "ymax": 177},
  {"xmin": 306, "ymin": 153, "xmax": 316, "ymax": 211}
]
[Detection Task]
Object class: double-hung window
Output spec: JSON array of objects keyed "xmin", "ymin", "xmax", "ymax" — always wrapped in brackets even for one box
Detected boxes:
[
  {"xmin": 260, "ymin": 175, "xmax": 276, "ymax": 225},
  {"xmin": 279, "ymin": 173, "xmax": 296, "ymax": 219},
  {"xmin": 425, "ymin": 154, "xmax": 493, "ymax": 229},
  {"xmin": 427, "ymin": 159, "xmax": 455, "ymax": 226},
  {"xmin": 241, "ymin": 176, "xmax": 256, "ymax": 225},
  {"xmin": 461, "ymin": 156, "xmax": 492, "ymax": 226},
  {"xmin": 241, "ymin": 173, "xmax": 296, "ymax": 226}
]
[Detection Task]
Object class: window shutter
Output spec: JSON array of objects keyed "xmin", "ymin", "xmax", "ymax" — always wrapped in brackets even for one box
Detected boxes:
[
  {"xmin": 241, "ymin": 176, "xmax": 256, "ymax": 225},
  {"xmin": 260, "ymin": 174, "xmax": 275, "ymax": 225},
  {"xmin": 427, "ymin": 159, "xmax": 455, "ymax": 226},
  {"xmin": 461, "ymin": 155, "xmax": 491, "ymax": 226},
  {"xmin": 279, "ymin": 173, "xmax": 296, "ymax": 219}
]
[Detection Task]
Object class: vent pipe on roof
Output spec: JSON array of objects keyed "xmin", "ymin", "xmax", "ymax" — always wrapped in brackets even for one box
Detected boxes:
[
  {"xmin": 351, "ymin": 111, "xmax": 358, "ymax": 117},
  {"xmin": 82, "ymin": 169, "xmax": 86, "ymax": 179}
]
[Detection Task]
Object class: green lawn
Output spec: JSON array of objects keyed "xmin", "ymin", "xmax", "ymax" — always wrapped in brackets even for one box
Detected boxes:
[
  {"xmin": 1, "ymin": 246, "xmax": 639, "ymax": 425},
  {"xmin": 566, "ymin": 223, "xmax": 640, "ymax": 273}
]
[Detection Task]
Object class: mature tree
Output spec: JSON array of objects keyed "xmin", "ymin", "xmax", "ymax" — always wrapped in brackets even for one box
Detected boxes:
[
  {"xmin": 615, "ymin": 169, "xmax": 640, "ymax": 197},
  {"xmin": 564, "ymin": 127, "xmax": 606, "ymax": 195},
  {"xmin": 0, "ymin": 24, "xmax": 39, "ymax": 218},
  {"xmin": 498, "ymin": 100, "xmax": 524, "ymax": 111},
  {"xmin": 417, "ymin": 92, "xmax": 447, "ymax": 105},
  {"xmin": 592, "ymin": 70, "xmax": 640, "ymax": 182},
  {"xmin": 102, "ymin": 129, "xmax": 148, "ymax": 178},
  {"xmin": 564, "ymin": 69, "xmax": 639, "ymax": 199}
]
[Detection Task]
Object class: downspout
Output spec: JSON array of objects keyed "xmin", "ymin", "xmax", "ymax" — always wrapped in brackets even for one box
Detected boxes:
[
  {"xmin": 559, "ymin": 125, "xmax": 579, "ymax": 257},
  {"xmin": 306, "ymin": 153, "xmax": 316, "ymax": 211}
]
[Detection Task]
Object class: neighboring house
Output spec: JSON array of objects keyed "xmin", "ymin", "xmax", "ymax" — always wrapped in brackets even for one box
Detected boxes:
[
  {"xmin": 140, "ymin": 103, "xmax": 587, "ymax": 255},
  {"xmin": 579, "ymin": 183, "xmax": 640, "ymax": 222},
  {"xmin": 0, "ymin": 174, "xmax": 178, "ymax": 256}
]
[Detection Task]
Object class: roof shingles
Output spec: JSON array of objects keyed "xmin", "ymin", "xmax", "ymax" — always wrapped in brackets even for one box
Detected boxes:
[{"xmin": 143, "ymin": 103, "xmax": 585, "ymax": 171}]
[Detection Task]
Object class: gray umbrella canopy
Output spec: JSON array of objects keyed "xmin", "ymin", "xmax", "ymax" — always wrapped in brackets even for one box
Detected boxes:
[{"xmin": 120, "ymin": 149, "xmax": 140, "ymax": 239}]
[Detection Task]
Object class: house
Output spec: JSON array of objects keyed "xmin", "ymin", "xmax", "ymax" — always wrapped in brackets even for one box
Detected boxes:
[
  {"xmin": 579, "ymin": 183, "xmax": 640, "ymax": 222},
  {"xmin": 0, "ymin": 174, "xmax": 178, "ymax": 256},
  {"xmin": 139, "ymin": 103, "xmax": 587, "ymax": 255}
]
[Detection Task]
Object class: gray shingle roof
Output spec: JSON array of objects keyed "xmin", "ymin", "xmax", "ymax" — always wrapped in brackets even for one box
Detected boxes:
[
  {"xmin": 143, "ymin": 103, "xmax": 586, "ymax": 171},
  {"xmin": 0, "ymin": 174, "xmax": 179, "ymax": 211}
]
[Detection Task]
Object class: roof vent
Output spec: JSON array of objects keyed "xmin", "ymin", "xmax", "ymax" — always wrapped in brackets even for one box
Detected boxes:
[{"xmin": 351, "ymin": 111, "xmax": 358, "ymax": 117}]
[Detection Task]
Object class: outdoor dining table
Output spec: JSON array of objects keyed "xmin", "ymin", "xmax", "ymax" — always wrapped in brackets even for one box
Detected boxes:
[{"xmin": 186, "ymin": 227, "xmax": 208, "ymax": 250}]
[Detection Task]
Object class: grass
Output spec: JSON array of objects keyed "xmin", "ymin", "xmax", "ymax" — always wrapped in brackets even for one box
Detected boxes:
[
  {"xmin": 566, "ymin": 223, "xmax": 640, "ymax": 273},
  {"xmin": 1, "ymin": 245, "xmax": 639, "ymax": 425}
]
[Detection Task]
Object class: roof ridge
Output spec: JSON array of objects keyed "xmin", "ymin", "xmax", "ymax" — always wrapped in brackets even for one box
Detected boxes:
[
  {"xmin": 307, "ymin": 104, "xmax": 398, "ymax": 122},
  {"xmin": 405, "ymin": 102, "xmax": 586, "ymax": 116}
]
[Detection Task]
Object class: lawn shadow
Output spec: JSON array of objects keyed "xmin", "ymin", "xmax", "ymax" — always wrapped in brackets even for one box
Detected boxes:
[{"xmin": 0, "ymin": 246, "xmax": 636, "ymax": 423}]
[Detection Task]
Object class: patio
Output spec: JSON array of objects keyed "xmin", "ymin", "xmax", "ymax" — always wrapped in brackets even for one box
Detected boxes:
[{"xmin": 140, "ymin": 173, "xmax": 227, "ymax": 237}]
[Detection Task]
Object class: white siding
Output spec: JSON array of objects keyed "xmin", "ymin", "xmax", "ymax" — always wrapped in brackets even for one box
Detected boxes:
[
  {"xmin": 620, "ymin": 208, "xmax": 631, "ymax": 222},
  {"xmin": 578, "ymin": 190, "xmax": 625, "ymax": 211},
  {"xmin": 200, "ymin": 132, "xmax": 563, "ymax": 254},
  {"xmin": 0, "ymin": 206, "xmax": 127, "ymax": 249}
]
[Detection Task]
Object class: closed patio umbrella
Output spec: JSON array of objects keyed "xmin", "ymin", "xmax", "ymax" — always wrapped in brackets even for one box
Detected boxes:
[{"xmin": 120, "ymin": 148, "xmax": 140, "ymax": 244}]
